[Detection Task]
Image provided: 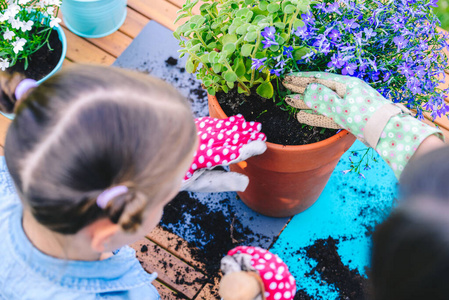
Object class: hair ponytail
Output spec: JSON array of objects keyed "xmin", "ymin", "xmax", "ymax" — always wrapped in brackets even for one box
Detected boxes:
[
  {"xmin": 102, "ymin": 187, "xmax": 148, "ymax": 233},
  {"xmin": 0, "ymin": 72, "xmax": 26, "ymax": 113}
]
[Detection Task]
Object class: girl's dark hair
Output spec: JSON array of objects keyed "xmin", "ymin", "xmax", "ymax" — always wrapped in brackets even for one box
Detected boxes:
[
  {"xmin": 400, "ymin": 145, "xmax": 449, "ymax": 201},
  {"xmin": 371, "ymin": 200, "xmax": 449, "ymax": 300},
  {"xmin": 0, "ymin": 65, "xmax": 197, "ymax": 234},
  {"xmin": 371, "ymin": 146, "xmax": 449, "ymax": 300}
]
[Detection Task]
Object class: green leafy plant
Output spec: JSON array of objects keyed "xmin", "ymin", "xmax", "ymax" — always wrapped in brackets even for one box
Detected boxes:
[{"xmin": 174, "ymin": 0, "xmax": 310, "ymax": 98}]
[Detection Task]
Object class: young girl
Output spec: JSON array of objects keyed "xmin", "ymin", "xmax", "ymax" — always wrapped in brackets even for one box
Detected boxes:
[{"xmin": 0, "ymin": 64, "xmax": 207, "ymax": 299}]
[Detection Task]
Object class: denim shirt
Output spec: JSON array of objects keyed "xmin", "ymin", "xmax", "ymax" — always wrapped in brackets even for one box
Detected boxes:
[{"xmin": 0, "ymin": 157, "xmax": 160, "ymax": 300}]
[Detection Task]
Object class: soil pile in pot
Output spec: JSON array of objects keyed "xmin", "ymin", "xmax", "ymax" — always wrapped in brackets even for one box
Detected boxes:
[
  {"xmin": 7, "ymin": 29, "xmax": 62, "ymax": 81},
  {"xmin": 217, "ymin": 87, "xmax": 337, "ymax": 145}
]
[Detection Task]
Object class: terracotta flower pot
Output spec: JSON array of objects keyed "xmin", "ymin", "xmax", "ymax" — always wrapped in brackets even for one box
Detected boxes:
[{"xmin": 208, "ymin": 94, "xmax": 356, "ymax": 217}]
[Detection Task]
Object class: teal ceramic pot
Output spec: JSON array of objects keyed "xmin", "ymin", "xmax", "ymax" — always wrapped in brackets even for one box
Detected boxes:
[
  {"xmin": 1, "ymin": 25, "xmax": 67, "ymax": 120},
  {"xmin": 61, "ymin": 0, "xmax": 127, "ymax": 38}
]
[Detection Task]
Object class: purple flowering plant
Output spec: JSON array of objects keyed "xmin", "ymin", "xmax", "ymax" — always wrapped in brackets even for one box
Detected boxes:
[
  {"xmin": 260, "ymin": 0, "xmax": 449, "ymax": 122},
  {"xmin": 255, "ymin": 0, "xmax": 449, "ymax": 175}
]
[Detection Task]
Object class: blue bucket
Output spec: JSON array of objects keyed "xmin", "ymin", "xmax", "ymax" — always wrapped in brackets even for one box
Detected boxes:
[
  {"xmin": 61, "ymin": 0, "xmax": 127, "ymax": 38},
  {"xmin": 1, "ymin": 24, "xmax": 67, "ymax": 120}
]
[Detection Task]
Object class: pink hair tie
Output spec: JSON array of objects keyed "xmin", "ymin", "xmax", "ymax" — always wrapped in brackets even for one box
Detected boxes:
[
  {"xmin": 97, "ymin": 185, "xmax": 128, "ymax": 209},
  {"xmin": 15, "ymin": 79, "xmax": 38, "ymax": 100}
]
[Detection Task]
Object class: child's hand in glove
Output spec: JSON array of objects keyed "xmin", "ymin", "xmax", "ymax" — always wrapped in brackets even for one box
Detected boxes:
[
  {"xmin": 282, "ymin": 72, "xmax": 444, "ymax": 179},
  {"xmin": 181, "ymin": 115, "xmax": 267, "ymax": 193}
]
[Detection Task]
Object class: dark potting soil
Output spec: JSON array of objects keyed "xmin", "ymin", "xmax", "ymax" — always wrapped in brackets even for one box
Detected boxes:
[
  {"xmin": 160, "ymin": 192, "xmax": 371, "ymax": 300},
  {"xmin": 217, "ymin": 87, "xmax": 337, "ymax": 145},
  {"xmin": 7, "ymin": 29, "xmax": 62, "ymax": 81},
  {"xmin": 160, "ymin": 191, "xmax": 269, "ymax": 283},
  {"xmin": 300, "ymin": 237, "xmax": 370, "ymax": 300}
]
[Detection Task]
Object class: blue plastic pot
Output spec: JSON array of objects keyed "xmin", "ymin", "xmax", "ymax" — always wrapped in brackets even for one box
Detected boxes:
[
  {"xmin": 1, "ymin": 24, "xmax": 67, "ymax": 120},
  {"xmin": 61, "ymin": 0, "xmax": 127, "ymax": 38}
]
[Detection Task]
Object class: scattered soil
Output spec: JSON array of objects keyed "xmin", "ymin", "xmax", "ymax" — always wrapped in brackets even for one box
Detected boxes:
[
  {"xmin": 165, "ymin": 56, "xmax": 178, "ymax": 66},
  {"xmin": 297, "ymin": 237, "xmax": 370, "ymax": 300},
  {"xmin": 160, "ymin": 191, "xmax": 271, "ymax": 282},
  {"xmin": 7, "ymin": 29, "xmax": 63, "ymax": 81},
  {"xmin": 216, "ymin": 87, "xmax": 337, "ymax": 145}
]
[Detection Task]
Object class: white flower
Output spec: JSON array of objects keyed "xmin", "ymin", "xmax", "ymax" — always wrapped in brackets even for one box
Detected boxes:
[
  {"xmin": 0, "ymin": 13, "xmax": 8, "ymax": 22},
  {"xmin": 49, "ymin": 0, "xmax": 61, "ymax": 6},
  {"xmin": 18, "ymin": 0, "xmax": 31, "ymax": 4},
  {"xmin": 0, "ymin": 58, "xmax": 10, "ymax": 71},
  {"xmin": 49, "ymin": 16, "xmax": 61, "ymax": 28},
  {"xmin": 20, "ymin": 20, "xmax": 34, "ymax": 32},
  {"xmin": 12, "ymin": 38, "xmax": 26, "ymax": 54},
  {"xmin": 10, "ymin": 18, "xmax": 22, "ymax": 30},
  {"xmin": 3, "ymin": 29, "xmax": 15, "ymax": 41},
  {"xmin": 6, "ymin": 4, "xmax": 20, "ymax": 19},
  {"xmin": 45, "ymin": 6, "xmax": 55, "ymax": 16}
]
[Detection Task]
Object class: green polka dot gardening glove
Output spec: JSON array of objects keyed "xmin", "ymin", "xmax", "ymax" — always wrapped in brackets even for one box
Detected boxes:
[{"xmin": 282, "ymin": 72, "xmax": 444, "ymax": 179}]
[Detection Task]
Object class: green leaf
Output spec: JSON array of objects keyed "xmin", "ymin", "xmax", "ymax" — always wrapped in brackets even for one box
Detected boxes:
[
  {"xmin": 223, "ymin": 43, "xmax": 236, "ymax": 53},
  {"xmin": 267, "ymin": 3, "xmax": 280, "ymax": 13},
  {"xmin": 234, "ymin": 59, "xmax": 246, "ymax": 77},
  {"xmin": 236, "ymin": 8, "xmax": 251, "ymax": 18},
  {"xmin": 293, "ymin": 19, "xmax": 305, "ymax": 29},
  {"xmin": 244, "ymin": 31, "xmax": 258, "ymax": 42},
  {"xmin": 208, "ymin": 51, "xmax": 217, "ymax": 62},
  {"xmin": 227, "ymin": 81, "xmax": 235, "ymax": 89},
  {"xmin": 236, "ymin": 24, "xmax": 250, "ymax": 35},
  {"xmin": 222, "ymin": 84, "xmax": 229, "ymax": 93},
  {"xmin": 207, "ymin": 87, "xmax": 216, "ymax": 96},
  {"xmin": 293, "ymin": 46, "xmax": 310, "ymax": 60},
  {"xmin": 186, "ymin": 58, "xmax": 195, "ymax": 73},
  {"xmin": 222, "ymin": 34, "xmax": 238, "ymax": 45},
  {"xmin": 213, "ymin": 63, "xmax": 222, "ymax": 73},
  {"xmin": 256, "ymin": 82, "xmax": 274, "ymax": 98},
  {"xmin": 274, "ymin": 22, "xmax": 286, "ymax": 29},
  {"xmin": 174, "ymin": 13, "xmax": 190, "ymax": 24},
  {"xmin": 283, "ymin": 4, "xmax": 297, "ymax": 14},
  {"xmin": 199, "ymin": 3, "xmax": 210, "ymax": 12},
  {"xmin": 241, "ymin": 44, "xmax": 254, "ymax": 56},
  {"xmin": 224, "ymin": 71, "xmax": 238, "ymax": 82},
  {"xmin": 204, "ymin": 79, "xmax": 213, "ymax": 87},
  {"xmin": 190, "ymin": 15, "xmax": 206, "ymax": 26},
  {"xmin": 259, "ymin": 1, "xmax": 269, "ymax": 11},
  {"xmin": 245, "ymin": 0, "xmax": 254, "ymax": 5}
]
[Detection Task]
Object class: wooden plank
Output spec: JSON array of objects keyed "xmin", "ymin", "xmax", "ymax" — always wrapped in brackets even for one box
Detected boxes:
[
  {"xmin": 128, "ymin": 0, "xmax": 180, "ymax": 31},
  {"xmin": 130, "ymin": 237, "xmax": 207, "ymax": 299},
  {"xmin": 85, "ymin": 30, "xmax": 134, "ymax": 58},
  {"xmin": 421, "ymin": 117, "xmax": 449, "ymax": 141},
  {"xmin": 148, "ymin": 226, "xmax": 206, "ymax": 272},
  {"xmin": 193, "ymin": 276, "xmax": 221, "ymax": 300},
  {"xmin": 119, "ymin": 7, "xmax": 150, "ymax": 39},
  {"xmin": 153, "ymin": 281, "xmax": 192, "ymax": 300},
  {"xmin": 62, "ymin": 58, "xmax": 73, "ymax": 67},
  {"xmin": 0, "ymin": 115, "xmax": 11, "ymax": 146},
  {"xmin": 61, "ymin": 27, "xmax": 115, "ymax": 65}
]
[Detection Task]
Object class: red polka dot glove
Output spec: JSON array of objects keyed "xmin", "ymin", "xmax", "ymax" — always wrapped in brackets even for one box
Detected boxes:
[
  {"xmin": 282, "ymin": 72, "xmax": 444, "ymax": 179},
  {"xmin": 221, "ymin": 246, "xmax": 296, "ymax": 300},
  {"xmin": 181, "ymin": 115, "xmax": 267, "ymax": 193}
]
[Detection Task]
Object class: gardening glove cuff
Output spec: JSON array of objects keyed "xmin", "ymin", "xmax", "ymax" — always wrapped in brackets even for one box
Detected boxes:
[
  {"xmin": 181, "ymin": 115, "xmax": 267, "ymax": 193},
  {"xmin": 283, "ymin": 72, "xmax": 444, "ymax": 179}
]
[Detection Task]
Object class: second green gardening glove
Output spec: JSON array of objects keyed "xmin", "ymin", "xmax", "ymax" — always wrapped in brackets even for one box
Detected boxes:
[{"xmin": 282, "ymin": 72, "xmax": 444, "ymax": 179}]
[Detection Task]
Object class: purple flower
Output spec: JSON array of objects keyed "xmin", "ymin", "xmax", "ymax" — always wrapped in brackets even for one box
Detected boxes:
[
  {"xmin": 328, "ymin": 29, "xmax": 341, "ymax": 41},
  {"xmin": 398, "ymin": 62, "xmax": 413, "ymax": 77},
  {"xmin": 325, "ymin": 2, "xmax": 341, "ymax": 14},
  {"xmin": 283, "ymin": 46, "xmax": 294, "ymax": 59},
  {"xmin": 251, "ymin": 57, "xmax": 267, "ymax": 71},
  {"xmin": 393, "ymin": 36, "xmax": 408, "ymax": 50},
  {"xmin": 342, "ymin": 18, "xmax": 359, "ymax": 30},
  {"xmin": 301, "ymin": 11, "xmax": 315, "ymax": 24},
  {"xmin": 275, "ymin": 59, "xmax": 286, "ymax": 69},
  {"xmin": 407, "ymin": 77, "xmax": 422, "ymax": 94},
  {"xmin": 414, "ymin": 65, "xmax": 426, "ymax": 78},
  {"xmin": 262, "ymin": 38, "xmax": 279, "ymax": 48},
  {"xmin": 426, "ymin": 0, "xmax": 438, "ymax": 7},
  {"xmin": 363, "ymin": 28, "xmax": 377, "ymax": 40},
  {"xmin": 342, "ymin": 62, "xmax": 357, "ymax": 75},
  {"xmin": 327, "ymin": 53, "xmax": 345, "ymax": 69},
  {"xmin": 261, "ymin": 26, "xmax": 276, "ymax": 41},
  {"xmin": 293, "ymin": 25, "xmax": 309, "ymax": 39},
  {"xmin": 270, "ymin": 68, "xmax": 283, "ymax": 76}
]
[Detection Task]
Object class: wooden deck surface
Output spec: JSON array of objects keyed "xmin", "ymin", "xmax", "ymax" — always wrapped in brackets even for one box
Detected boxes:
[{"xmin": 2, "ymin": 1, "xmax": 449, "ymax": 299}]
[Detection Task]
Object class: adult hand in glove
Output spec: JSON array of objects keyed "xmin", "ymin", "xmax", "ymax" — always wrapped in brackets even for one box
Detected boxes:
[
  {"xmin": 282, "ymin": 72, "xmax": 444, "ymax": 179},
  {"xmin": 181, "ymin": 115, "xmax": 267, "ymax": 193}
]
